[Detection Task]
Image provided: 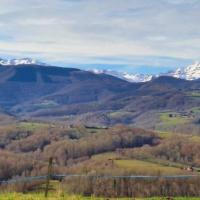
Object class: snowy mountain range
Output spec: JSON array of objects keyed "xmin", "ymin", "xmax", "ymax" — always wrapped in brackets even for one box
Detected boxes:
[
  {"xmin": 0, "ymin": 58, "xmax": 46, "ymax": 66},
  {"xmin": 91, "ymin": 62, "xmax": 200, "ymax": 82},
  {"xmin": 0, "ymin": 58, "xmax": 199, "ymax": 82}
]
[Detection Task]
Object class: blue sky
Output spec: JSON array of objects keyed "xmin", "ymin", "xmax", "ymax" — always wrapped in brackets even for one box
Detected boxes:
[{"xmin": 0, "ymin": 0, "xmax": 199, "ymax": 73}]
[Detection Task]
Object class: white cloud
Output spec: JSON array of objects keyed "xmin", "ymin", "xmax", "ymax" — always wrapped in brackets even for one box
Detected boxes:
[{"xmin": 0, "ymin": 0, "xmax": 199, "ymax": 69}]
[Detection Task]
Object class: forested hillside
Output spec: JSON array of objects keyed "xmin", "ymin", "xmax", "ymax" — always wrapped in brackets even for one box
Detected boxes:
[{"xmin": 0, "ymin": 64, "xmax": 199, "ymax": 133}]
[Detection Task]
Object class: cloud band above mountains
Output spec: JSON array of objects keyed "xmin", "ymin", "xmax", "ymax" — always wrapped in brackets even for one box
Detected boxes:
[{"xmin": 0, "ymin": 0, "xmax": 199, "ymax": 72}]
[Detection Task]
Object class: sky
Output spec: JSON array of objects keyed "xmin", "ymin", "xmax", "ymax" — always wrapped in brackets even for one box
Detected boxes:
[{"xmin": 0, "ymin": 0, "xmax": 199, "ymax": 74}]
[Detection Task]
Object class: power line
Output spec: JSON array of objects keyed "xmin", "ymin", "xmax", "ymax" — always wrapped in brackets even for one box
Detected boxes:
[{"xmin": 0, "ymin": 174, "xmax": 200, "ymax": 185}]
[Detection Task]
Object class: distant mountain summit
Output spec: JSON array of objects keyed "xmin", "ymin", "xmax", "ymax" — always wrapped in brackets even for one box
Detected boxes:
[
  {"xmin": 0, "ymin": 58, "xmax": 47, "ymax": 66},
  {"xmin": 91, "ymin": 62, "xmax": 200, "ymax": 82},
  {"xmin": 90, "ymin": 69, "xmax": 154, "ymax": 82},
  {"xmin": 166, "ymin": 62, "xmax": 200, "ymax": 80}
]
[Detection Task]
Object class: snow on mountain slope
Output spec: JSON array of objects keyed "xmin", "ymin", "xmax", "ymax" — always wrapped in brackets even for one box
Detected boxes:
[
  {"xmin": 167, "ymin": 62, "xmax": 200, "ymax": 80},
  {"xmin": 90, "ymin": 69, "xmax": 154, "ymax": 82},
  {"xmin": 122, "ymin": 72, "xmax": 153, "ymax": 82},
  {"xmin": 91, "ymin": 62, "xmax": 200, "ymax": 82},
  {"xmin": 0, "ymin": 58, "xmax": 47, "ymax": 66}
]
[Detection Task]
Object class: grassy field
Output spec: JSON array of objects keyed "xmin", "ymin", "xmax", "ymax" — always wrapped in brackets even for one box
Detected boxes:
[
  {"xmin": 159, "ymin": 112, "xmax": 189, "ymax": 126},
  {"xmin": 17, "ymin": 122, "xmax": 50, "ymax": 131},
  {"xmin": 189, "ymin": 107, "xmax": 200, "ymax": 117},
  {"xmin": 91, "ymin": 152, "xmax": 190, "ymax": 175},
  {"xmin": 156, "ymin": 131, "xmax": 174, "ymax": 138},
  {"xmin": 0, "ymin": 193, "xmax": 200, "ymax": 200},
  {"xmin": 114, "ymin": 159, "xmax": 187, "ymax": 175},
  {"xmin": 187, "ymin": 92, "xmax": 200, "ymax": 98},
  {"xmin": 157, "ymin": 131, "xmax": 200, "ymax": 143},
  {"xmin": 108, "ymin": 111, "xmax": 133, "ymax": 119}
]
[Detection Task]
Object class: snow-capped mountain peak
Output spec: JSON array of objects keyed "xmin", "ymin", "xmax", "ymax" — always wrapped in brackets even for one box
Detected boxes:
[
  {"xmin": 122, "ymin": 72, "xmax": 153, "ymax": 82},
  {"xmin": 167, "ymin": 61, "xmax": 200, "ymax": 80},
  {"xmin": 0, "ymin": 58, "xmax": 47, "ymax": 66}
]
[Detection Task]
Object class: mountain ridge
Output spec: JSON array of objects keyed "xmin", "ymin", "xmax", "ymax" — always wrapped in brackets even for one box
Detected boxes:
[
  {"xmin": 1, "ymin": 58, "xmax": 200, "ymax": 82},
  {"xmin": 0, "ymin": 63, "xmax": 199, "ymax": 128},
  {"xmin": 90, "ymin": 62, "xmax": 200, "ymax": 82}
]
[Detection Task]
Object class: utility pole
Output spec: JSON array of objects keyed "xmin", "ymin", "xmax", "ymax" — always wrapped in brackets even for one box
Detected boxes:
[{"xmin": 45, "ymin": 157, "xmax": 53, "ymax": 198}]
